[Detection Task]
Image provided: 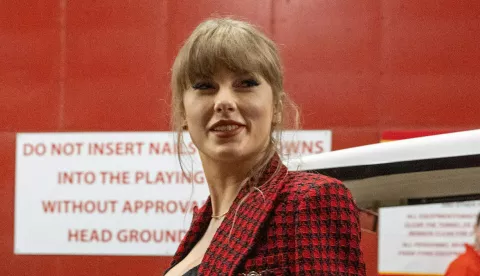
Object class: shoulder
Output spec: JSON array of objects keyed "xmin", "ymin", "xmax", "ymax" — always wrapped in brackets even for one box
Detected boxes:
[
  {"xmin": 279, "ymin": 170, "xmax": 355, "ymax": 205},
  {"xmin": 271, "ymin": 171, "xmax": 365, "ymax": 274}
]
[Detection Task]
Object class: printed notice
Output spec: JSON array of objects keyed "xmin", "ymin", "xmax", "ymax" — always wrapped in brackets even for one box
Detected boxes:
[
  {"xmin": 15, "ymin": 130, "xmax": 331, "ymax": 255},
  {"xmin": 378, "ymin": 201, "xmax": 480, "ymax": 275}
]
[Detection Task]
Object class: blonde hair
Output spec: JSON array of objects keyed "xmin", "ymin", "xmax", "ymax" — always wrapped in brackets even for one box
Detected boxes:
[{"xmin": 171, "ymin": 17, "xmax": 299, "ymax": 201}]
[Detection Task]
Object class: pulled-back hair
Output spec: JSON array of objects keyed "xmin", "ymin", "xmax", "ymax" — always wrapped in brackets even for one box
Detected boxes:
[{"xmin": 170, "ymin": 17, "xmax": 299, "ymax": 199}]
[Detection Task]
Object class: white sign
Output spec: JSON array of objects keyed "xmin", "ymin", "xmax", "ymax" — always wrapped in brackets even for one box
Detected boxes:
[
  {"xmin": 15, "ymin": 130, "xmax": 330, "ymax": 255},
  {"xmin": 378, "ymin": 200, "xmax": 480, "ymax": 275}
]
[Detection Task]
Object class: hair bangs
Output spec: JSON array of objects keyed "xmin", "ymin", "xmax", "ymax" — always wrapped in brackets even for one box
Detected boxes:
[{"xmin": 182, "ymin": 25, "xmax": 274, "ymax": 88}]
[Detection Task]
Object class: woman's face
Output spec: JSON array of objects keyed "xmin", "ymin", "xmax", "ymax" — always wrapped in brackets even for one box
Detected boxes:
[{"xmin": 182, "ymin": 67, "xmax": 275, "ymax": 164}]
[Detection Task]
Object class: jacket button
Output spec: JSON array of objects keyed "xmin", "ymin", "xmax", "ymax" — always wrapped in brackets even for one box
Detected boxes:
[{"xmin": 247, "ymin": 272, "xmax": 260, "ymax": 276}]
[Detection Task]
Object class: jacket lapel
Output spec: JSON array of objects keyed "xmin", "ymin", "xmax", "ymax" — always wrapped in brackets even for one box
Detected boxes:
[
  {"xmin": 166, "ymin": 155, "xmax": 288, "ymax": 275},
  {"xmin": 167, "ymin": 200, "xmax": 212, "ymax": 269},
  {"xmin": 199, "ymin": 156, "xmax": 288, "ymax": 275}
]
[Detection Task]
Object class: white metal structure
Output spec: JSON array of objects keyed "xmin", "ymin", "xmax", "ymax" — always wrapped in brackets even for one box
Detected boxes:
[{"xmin": 286, "ymin": 129, "xmax": 480, "ymax": 208}]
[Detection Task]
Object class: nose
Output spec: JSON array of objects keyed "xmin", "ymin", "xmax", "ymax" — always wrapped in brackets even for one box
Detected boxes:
[{"xmin": 213, "ymin": 87, "xmax": 237, "ymax": 113}]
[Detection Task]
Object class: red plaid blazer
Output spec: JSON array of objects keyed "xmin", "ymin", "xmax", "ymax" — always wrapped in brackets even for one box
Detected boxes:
[{"xmin": 166, "ymin": 156, "xmax": 366, "ymax": 275}]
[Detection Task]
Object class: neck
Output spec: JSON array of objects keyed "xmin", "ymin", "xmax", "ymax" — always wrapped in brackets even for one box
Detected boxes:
[{"xmin": 200, "ymin": 152, "xmax": 269, "ymax": 217}]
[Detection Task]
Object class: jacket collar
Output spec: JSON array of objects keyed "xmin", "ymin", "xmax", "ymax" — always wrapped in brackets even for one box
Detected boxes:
[{"xmin": 169, "ymin": 154, "xmax": 288, "ymax": 275}]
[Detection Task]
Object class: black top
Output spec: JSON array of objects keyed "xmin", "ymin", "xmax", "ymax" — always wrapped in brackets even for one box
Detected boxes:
[{"xmin": 183, "ymin": 265, "xmax": 199, "ymax": 276}]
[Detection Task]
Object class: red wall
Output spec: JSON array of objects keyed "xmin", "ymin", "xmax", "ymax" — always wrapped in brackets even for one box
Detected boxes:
[
  {"xmin": 361, "ymin": 230, "xmax": 378, "ymax": 276},
  {"xmin": 1, "ymin": 0, "xmax": 480, "ymax": 275}
]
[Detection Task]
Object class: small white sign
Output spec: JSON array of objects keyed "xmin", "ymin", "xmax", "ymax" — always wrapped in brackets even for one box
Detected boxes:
[
  {"xmin": 379, "ymin": 201, "xmax": 480, "ymax": 275},
  {"xmin": 15, "ymin": 130, "xmax": 331, "ymax": 255}
]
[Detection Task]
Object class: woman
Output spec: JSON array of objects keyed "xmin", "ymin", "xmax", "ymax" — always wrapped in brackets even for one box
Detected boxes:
[{"xmin": 164, "ymin": 18, "xmax": 365, "ymax": 276}]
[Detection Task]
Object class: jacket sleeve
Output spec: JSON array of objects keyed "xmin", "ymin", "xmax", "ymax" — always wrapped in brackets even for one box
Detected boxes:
[{"xmin": 292, "ymin": 179, "xmax": 366, "ymax": 275}]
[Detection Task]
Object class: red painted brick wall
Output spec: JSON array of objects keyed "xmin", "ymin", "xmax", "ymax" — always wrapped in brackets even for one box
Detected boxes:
[{"xmin": 2, "ymin": 1, "xmax": 480, "ymax": 275}]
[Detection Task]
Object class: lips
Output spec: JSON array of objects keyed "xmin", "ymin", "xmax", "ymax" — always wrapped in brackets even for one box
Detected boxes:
[
  {"xmin": 212, "ymin": 124, "xmax": 240, "ymax": 131},
  {"xmin": 209, "ymin": 120, "xmax": 245, "ymax": 131},
  {"xmin": 209, "ymin": 120, "xmax": 245, "ymax": 138}
]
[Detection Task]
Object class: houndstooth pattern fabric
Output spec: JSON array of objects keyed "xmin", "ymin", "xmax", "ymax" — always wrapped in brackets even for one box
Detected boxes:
[{"xmin": 166, "ymin": 155, "xmax": 366, "ymax": 275}]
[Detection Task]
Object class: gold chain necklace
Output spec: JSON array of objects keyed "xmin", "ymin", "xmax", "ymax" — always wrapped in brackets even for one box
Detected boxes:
[{"xmin": 211, "ymin": 210, "xmax": 229, "ymax": 219}]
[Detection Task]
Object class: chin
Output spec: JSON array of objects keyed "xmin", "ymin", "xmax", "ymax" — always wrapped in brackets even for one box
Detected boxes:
[
  {"xmin": 200, "ymin": 140, "xmax": 268, "ymax": 164},
  {"xmin": 212, "ymin": 148, "xmax": 246, "ymax": 162}
]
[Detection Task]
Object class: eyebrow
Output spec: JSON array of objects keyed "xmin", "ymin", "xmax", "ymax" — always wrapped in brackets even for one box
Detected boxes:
[{"xmin": 189, "ymin": 71, "xmax": 260, "ymax": 83}]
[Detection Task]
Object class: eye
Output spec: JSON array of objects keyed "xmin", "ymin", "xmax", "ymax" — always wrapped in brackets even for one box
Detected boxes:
[
  {"xmin": 192, "ymin": 81, "xmax": 215, "ymax": 90},
  {"xmin": 237, "ymin": 78, "xmax": 260, "ymax": 88}
]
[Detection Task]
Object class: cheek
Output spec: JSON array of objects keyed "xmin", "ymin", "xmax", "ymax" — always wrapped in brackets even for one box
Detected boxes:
[
  {"xmin": 246, "ymin": 104, "xmax": 272, "ymax": 129},
  {"xmin": 183, "ymin": 96, "xmax": 208, "ymax": 125},
  {"xmin": 246, "ymin": 105, "xmax": 274, "ymax": 141},
  {"xmin": 246, "ymin": 94, "xmax": 274, "ymax": 124}
]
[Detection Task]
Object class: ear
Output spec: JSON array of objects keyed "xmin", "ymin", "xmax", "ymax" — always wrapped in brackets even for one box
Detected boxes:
[
  {"xmin": 272, "ymin": 98, "xmax": 283, "ymax": 126},
  {"xmin": 179, "ymin": 108, "xmax": 188, "ymax": 130},
  {"xmin": 272, "ymin": 112, "xmax": 281, "ymax": 126}
]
